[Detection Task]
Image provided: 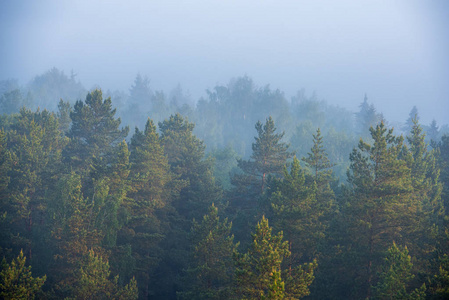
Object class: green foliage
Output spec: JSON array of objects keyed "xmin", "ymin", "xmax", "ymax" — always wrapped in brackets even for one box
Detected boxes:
[
  {"xmin": 178, "ymin": 204, "xmax": 237, "ymax": 300},
  {"xmin": 373, "ymin": 242, "xmax": 425, "ymax": 300},
  {"xmin": 345, "ymin": 121, "xmax": 417, "ymax": 298},
  {"xmin": 235, "ymin": 116, "xmax": 293, "ymax": 197},
  {"xmin": 432, "ymin": 254, "xmax": 449, "ymax": 298},
  {"xmin": 159, "ymin": 113, "xmax": 220, "ymax": 220},
  {"xmin": 0, "ymin": 250, "xmax": 46, "ymax": 299},
  {"xmin": 234, "ymin": 216, "xmax": 316, "ymax": 299},
  {"xmin": 71, "ymin": 249, "xmax": 138, "ymax": 300},
  {"xmin": 269, "ymin": 157, "xmax": 324, "ymax": 263},
  {"xmin": 65, "ymin": 89, "xmax": 129, "ymax": 173}
]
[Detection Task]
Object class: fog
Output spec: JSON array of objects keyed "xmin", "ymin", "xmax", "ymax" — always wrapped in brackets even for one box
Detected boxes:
[{"xmin": 1, "ymin": 0, "xmax": 448, "ymax": 124}]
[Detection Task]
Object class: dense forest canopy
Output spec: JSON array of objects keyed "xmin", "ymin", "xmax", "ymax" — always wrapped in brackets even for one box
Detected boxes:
[{"xmin": 0, "ymin": 70, "xmax": 449, "ymax": 299}]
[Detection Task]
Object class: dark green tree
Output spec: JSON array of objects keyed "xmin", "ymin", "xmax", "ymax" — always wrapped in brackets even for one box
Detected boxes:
[
  {"xmin": 404, "ymin": 117, "xmax": 443, "ymax": 268},
  {"xmin": 65, "ymin": 89, "xmax": 129, "ymax": 174},
  {"xmin": 178, "ymin": 204, "xmax": 237, "ymax": 300},
  {"xmin": 234, "ymin": 116, "xmax": 293, "ymax": 197},
  {"xmin": 4, "ymin": 108, "xmax": 65, "ymax": 269},
  {"xmin": 125, "ymin": 118, "xmax": 174, "ymax": 298},
  {"xmin": 268, "ymin": 157, "xmax": 323, "ymax": 264},
  {"xmin": 154, "ymin": 113, "xmax": 220, "ymax": 299},
  {"xmin": 231, "ymin": 116, "xmax": 293, "ymax": 246},
  {"xmin": 302, "ymin": 128, "xmax": 335, "ymax": 208},
  {"xmin": 345, "ymin": 122, "xmax": 417, "ymax": 299},
  {"xmin": 159, "ymin": 113, "xmax": 220, "ymax": 221}
]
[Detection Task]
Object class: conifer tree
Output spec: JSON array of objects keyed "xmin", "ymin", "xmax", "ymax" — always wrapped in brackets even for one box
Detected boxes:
[
  {"xmin": 65, "ymin": 89, "xmax": 129, "ymax": 174},
  {"xmin": 233, "ymin": 116, "xmax": 293, "ymax": 199},
  {"xmin": 432, "ymin": 254, "xmax": 449, "ymax": 298},
  {"xmin": 234, "ymin": 216, "xmax": 316, "ymax": 299},
  {"xmin": 404, "ymin": 117, "xmax": 443, "ymax": 266},
  {"xmin": 155, "ymin": 113, "xmax": 220, "ymax": 299},
  {"xmin": 125, "ymin": 118, "xmax": 174, "ymax": 298},
  {"xmin": 427, "ymin": 119, "xmax": 439, "ymax": 143},
  {"xmin": 0, "ymin": 250, "xmax": 46, "ymax": 299},
  {"xmin": 302, "ymin": 128, "xmax": 335, "ymax": 213},
  {"xmin": 71, "ymin": 249, "xmax": 138, "ymax": 300},
  {"xmin": 231, "ymin": 117, "xmax": 293, "ymax": 245},
  {"xmin": 268, "ymin": 157, "xmax": 323, "ymax": 264},
  {"xmin": 404, "ymin": 106, "xmax": 419, "ymax": 133},
  {"xmin": 178, "ymin": 204, "xmax": 237, "ymax": 300},
  {"xmin": 373, "ymin": 242, "xmax": 426, "ymax": 300},
  {"xmin": 49, "ymin": 172, "xmax": 104, "ymax": 294},
  {"xmin": 159, "ymin": 113, "xmax": 220, "ymax": 220},
  {"xmin": 345, "ymin": 122, "xmax": 416, "ymax": 299},
  {"xmin": 129, "ymin": 118, "xmax": 172, "ymax": 214},
  {"xmin": 5, "ymin": 108, "xmax": 65, "ymax": 266}
]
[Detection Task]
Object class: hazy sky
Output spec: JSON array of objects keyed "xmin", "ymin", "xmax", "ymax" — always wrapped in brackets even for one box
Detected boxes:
[{"xmin": 1, "ymin": 0, "xmax": 448, "ymax": 124}]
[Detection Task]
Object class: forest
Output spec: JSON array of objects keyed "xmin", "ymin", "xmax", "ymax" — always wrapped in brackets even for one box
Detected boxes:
[{"xmin": 0, "ymin": 68, "xmax": 448, "ymax": 299}]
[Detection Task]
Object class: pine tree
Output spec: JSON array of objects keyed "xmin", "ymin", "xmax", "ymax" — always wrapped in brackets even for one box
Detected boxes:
[
  {"xmin": 128, "ymin": 118, "xmax": 172, "ymax": 214},
  {"xmin": 373, "ymin": 242, "xmax": 426, "ymax": 300},
  {"xmin": 125, "ymin": 118, "xmax": 174, "ymax": 298},
  {"xmin": 234, "ymin": 216, "xmax": 316, "ymax": 299},
  {"xmin": 432, "ymin": 254, "xmax": 449, "ymax": 298},
  {"xmin": 49, "ymin": 172, "xmax": 104, "ymax": 295},
  {"xmin": 0, "ymin": 250, "xmax": 46, "ymax": 299},
  {"xmin": 159, "ymin": 113, "xmax": 220, "ymax": 221},
  {"xmin": 4, "ymin": 108, "xmax": 66, "ymax": 268},
  {"xmin": 345, "ymin": 121, "xmax": 417, "ymax": 299},
  {"xmin": 155, "ymin": 113, "xmax": 221, "ymax": 299},
  {"xmin": 268, "ymin": 157, "xmax": 322, "ymax": 264},
  {"xmin": 230, "ymin": 117, "xmax": 293, "ymax": 245},
  {"xmin": 404, "ymin": 118, "xmax": 443, "ymax": 266},
  {"xmin": 233, "ymin": 116, "xmax": 293, "ymax": 198},
  {"xmin": 302, "ymin": 128, "xmax": 335, "ymax": 210},
  {"xmin": 178, "ymin": 204, "xmax": 237, "ymax": 300},
  {"xmin": 72, "ymin": 249, "xmax": 138, "ymax": 300},
  {"xmin": 65, "ymin": 89, "xmax": 129, "ymax": 174}
]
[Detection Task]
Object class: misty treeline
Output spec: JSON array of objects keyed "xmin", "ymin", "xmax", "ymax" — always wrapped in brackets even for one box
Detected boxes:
[{"xmin": 0, "ymin": 69, "xmax": 448, "ymax": 299}]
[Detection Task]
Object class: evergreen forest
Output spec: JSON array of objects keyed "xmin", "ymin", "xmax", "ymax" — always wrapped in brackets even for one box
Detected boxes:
[{"xmin": 1, "ymin": 70, "xmax": 449, "ymax": 299}]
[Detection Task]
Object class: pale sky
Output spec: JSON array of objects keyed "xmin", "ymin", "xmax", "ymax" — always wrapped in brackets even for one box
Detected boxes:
[{"xmin": 1, "ymin": 0, "xmax": 448, "ymax": 125}]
